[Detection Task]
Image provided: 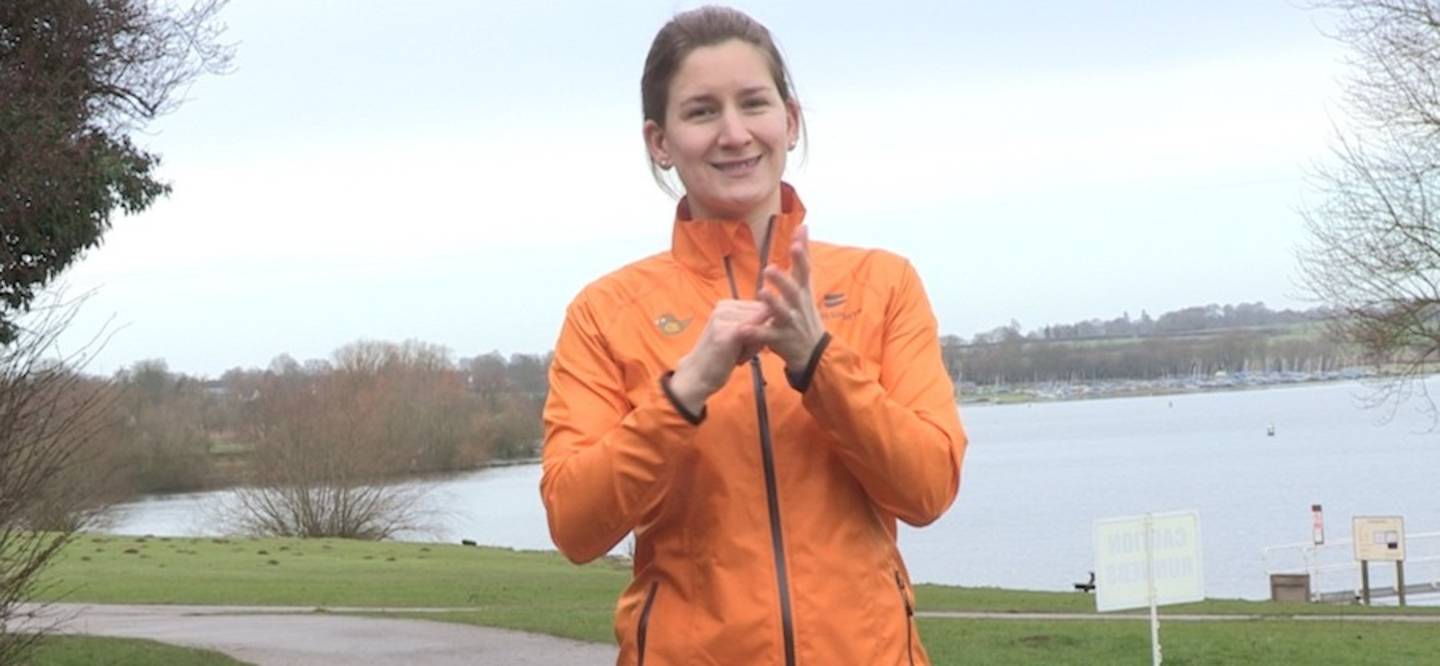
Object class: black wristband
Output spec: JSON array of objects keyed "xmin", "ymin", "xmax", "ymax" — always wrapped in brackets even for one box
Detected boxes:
[
  {"xmin": 785, "ymin": 332, "xmax": 832, "ymax": 393},
  {"xmin": 660, "ymin": 371, "xmax": 706, "ymax": 425}
]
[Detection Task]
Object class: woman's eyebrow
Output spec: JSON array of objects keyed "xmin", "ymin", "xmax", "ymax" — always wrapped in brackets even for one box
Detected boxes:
[
  {"xmin": 677, "ymin": 93, "xmax": 719, "ymax": 107},
  {"xmin": 677, "ymin": 85, "xmax": 775, "ymax": 106}
]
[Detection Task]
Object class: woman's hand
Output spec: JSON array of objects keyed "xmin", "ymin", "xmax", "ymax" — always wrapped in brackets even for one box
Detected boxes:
[
  {"xmin": 668, "ymin": 299, "xmax": 771, "ymax": 414},
  {"xmin": 755, "ymin": 225, "xmax": 827, "ymax": 369}
]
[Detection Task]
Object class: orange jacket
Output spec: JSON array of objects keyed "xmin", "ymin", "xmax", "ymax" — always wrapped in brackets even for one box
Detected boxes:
[{"xmin": 541, "ymin": 185, "xmax": 967, "ymax": 665}]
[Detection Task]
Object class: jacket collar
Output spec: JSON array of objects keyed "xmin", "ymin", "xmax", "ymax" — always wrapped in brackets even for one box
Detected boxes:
[{"xmin": 671, "ymin": 183, "xmax": 807, "ymax": 279}]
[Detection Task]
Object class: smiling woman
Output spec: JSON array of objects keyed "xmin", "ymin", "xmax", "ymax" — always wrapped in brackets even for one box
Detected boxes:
[
  {"xmin": 645, "ymin": 39, "xmax": 796, "ymax": 231},
  {"xmin": 539, "ymin": 6, "xmax": 968, "ymax": 666},
  {"xmin": 639, "ymin": 15, "xmax": 801, "ymax": 240}
]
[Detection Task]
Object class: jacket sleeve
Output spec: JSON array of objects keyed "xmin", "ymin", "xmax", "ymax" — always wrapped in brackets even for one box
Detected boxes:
[
  {"xmin": 540, "ymin": 293, "xmax": 702, "ymax": 563},
  {"xmin": 799, "ymin": 258, "xmax": 967, "ymax": 526}
]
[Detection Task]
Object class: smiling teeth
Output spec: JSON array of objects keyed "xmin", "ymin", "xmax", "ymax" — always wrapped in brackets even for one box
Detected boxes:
[{"xmin": 718, "ymin": 156, "xmax": 760, "ymax": 171}]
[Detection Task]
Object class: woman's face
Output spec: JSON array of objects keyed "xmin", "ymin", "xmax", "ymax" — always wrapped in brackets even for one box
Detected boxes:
[{"xmin": 646, "ymin": 39, "xmax": 799, "ymax": 224}]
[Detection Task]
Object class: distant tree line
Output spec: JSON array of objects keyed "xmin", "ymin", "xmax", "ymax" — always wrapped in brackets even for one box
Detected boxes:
[
  {"xmin": 945, "ymin": 331, "xmax": 1357, "ymax": 386},
  {"xmin": 947, "ymin": 302, "xmax": 1357, "ymax": 385},
  {"xmin": 968, "ymin": 302, "xmax": 1324, "ymax": 345},
  {"xmin": 99, "ymin": 341, "xmax": 550, "ymax": 497}
]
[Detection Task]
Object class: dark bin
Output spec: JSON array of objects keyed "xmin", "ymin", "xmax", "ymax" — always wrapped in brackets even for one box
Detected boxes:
[{"xmin": 1269, "ymin": 573, "xmax": 1311, "ymax": 603}]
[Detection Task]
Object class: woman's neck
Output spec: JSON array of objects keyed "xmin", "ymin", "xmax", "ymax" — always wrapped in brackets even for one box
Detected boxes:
[
  {"xmin": 745, "ymin": 214, "xmax": 772, "ymax": 249},
  {"xmin": 685, "ymin": 193, "xmax": 783, "ymax": 248}
]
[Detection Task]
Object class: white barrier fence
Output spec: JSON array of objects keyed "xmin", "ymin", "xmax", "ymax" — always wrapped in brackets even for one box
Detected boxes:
[{"xmin": 1262, "ymin": 531, "xmax": 1440, "ymax": 604}]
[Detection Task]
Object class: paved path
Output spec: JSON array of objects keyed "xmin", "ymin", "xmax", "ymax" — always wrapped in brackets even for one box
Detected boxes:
[
  {"xmin": 20, "ymin": 603, "xmax": 619, "ymax": 665},
  {"xmin": 18, "ymin": 603, "xmax": 1439, "ymax": 665}
]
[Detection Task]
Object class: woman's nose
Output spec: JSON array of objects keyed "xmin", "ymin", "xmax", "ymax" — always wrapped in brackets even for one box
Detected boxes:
[{"xmin": 717, "ymin": 107, "xmax": 749, "ymax": 147}]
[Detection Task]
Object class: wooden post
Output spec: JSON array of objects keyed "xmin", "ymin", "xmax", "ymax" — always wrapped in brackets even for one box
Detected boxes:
[
  {"xmin": 1397, "ymin": 561, "xmax": 1406, "ymax": 608},
  {"xmin": 1361, "ymin": 560, "xmax": 1371, "ymax": 606}
]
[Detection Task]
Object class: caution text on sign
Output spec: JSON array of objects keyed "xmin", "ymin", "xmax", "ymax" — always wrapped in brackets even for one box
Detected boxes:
[{"xmin": 1093, "ymin": 511, "xmax": 1204, "ymax": 612}]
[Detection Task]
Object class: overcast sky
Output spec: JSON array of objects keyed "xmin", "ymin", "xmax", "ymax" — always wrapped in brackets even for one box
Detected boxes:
[{"xmin": 53, "ymin": 1, "xmax": 1351, "ymax": 377}]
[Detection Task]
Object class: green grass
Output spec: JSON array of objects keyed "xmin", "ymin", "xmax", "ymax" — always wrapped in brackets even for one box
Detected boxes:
[
  {"xmin": 915, "ymin": 584, "xmax": 1440, "ymax": 616},
  {"xmin": 40, "ymin": 534, "xmax": 629, "ymax": 609},
  {"xmin": 381, "ymin": 610, "xmax": 1440, "ymax": 665},
  {"xmin": 918, "ymin": 618, "xmax": 1440, "ymax": 665},
  {"xmin": 29, "ymin": 635, "xmax": 248, "ymax": 665},
  {"xmin": 35, "ymin": 534, "xmax": 1440, "ymax": 664}
]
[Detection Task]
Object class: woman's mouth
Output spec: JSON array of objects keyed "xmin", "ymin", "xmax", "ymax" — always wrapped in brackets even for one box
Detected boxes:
[{"xmin": 712, "ymin": 155, "xmax": 762, "ymax": 175}]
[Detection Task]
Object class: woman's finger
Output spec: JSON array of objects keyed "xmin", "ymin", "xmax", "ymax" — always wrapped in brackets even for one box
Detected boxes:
[
  {"xmin": 764, "ymin": 266, "xmax": 807, "ymax": 312},
  {"xmin": 716, "ymin": 299, "xmax": 767, "ymax": 316},
  {"xmin": 732, "ymin": 326, "xmax": 765, "ymax": 364},
  {"xmin": 791, "ymin": 225, "xmax": 811, "ymax": 288},
  {"xmin": 711, "ymin": 301, "xmax": 769, "ymax": 328},
  {"xmin": 743, "ymin": 304, "xmax": 777, "ymax": 327},
  {"xmin": 758, "ymin": 290, "xmax": 794, "ymax": 326},
  {"xmin": 739, "ymin": 322, "xmax": 783, "ymax": 347}
]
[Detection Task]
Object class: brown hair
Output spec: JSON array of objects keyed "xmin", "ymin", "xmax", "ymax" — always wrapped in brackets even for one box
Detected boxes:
[{"xmin": 641, "ymin": 5, "xmax": 806, "ymax": 193}]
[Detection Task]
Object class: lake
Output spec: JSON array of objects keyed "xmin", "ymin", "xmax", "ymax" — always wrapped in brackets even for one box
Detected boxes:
[{"xmin": 107, "ymin": 380, "xmax": 1440, "ymax": 601}]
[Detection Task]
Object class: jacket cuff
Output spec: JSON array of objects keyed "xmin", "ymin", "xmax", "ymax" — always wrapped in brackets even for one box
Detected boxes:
[
  {"xmin": 785, "ymin": 332, "xmax": 832, "ymax": 393},
  {"xmin": 660, "ymin": 371, "xmax": 706, "ymax": 425}
]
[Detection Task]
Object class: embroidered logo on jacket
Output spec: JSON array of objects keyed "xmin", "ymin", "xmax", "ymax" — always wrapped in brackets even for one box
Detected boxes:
[
  {"xmin": 655, "ymin": 314, "xmax": 691, "ymax": 336},
  {"xmin": 820, "ymin": 292, "xmax": 858, "ymax": 321}
]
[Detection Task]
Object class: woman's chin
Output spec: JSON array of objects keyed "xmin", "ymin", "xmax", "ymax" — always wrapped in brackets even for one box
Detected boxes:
[{"xmin": 693, "ymin": 187, "xmax": 777, "ymax": 222}]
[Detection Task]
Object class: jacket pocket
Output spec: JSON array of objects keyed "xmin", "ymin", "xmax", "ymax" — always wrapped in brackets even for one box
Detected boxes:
[
  {"xmin": 637, "ymin": 581, "xmax": 660, "ymax": 666},
  {"xmin": 894, "ymin": 571, "xmax": 915, "ymax": 666}
]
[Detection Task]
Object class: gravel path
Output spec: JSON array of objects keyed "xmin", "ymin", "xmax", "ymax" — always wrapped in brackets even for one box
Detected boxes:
[{"xmin": 21, "ymin": 603, "xmax": 619, "ymax": 665}]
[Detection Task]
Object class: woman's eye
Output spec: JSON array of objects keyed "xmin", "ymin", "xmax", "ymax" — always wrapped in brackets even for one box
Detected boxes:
[{"xmin": 686, "ymin": 107, "xmax": 716, "ymax": 119}]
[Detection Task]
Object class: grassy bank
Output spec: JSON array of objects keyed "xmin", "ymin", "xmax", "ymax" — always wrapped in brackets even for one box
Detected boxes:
[
  {"xmin": 34, "ymin": 534, "xmax": 1440, "ymax": 664},
  {"xmin": 30, "ymin": 636, "xmax": 247, "ymax": 666},
  {"xmin": 914, "ymin": 584, "xmax": 1438, "ymax": 616},
  {"xmin": 915, "ymin": 618, "xmax": 1440, "ymax": 665}
]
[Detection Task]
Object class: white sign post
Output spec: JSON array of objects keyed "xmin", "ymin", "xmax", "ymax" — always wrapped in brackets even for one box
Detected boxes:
[{"xmin": 1094, "ymin": 511, "xmax": 1204, "ymax": 666}]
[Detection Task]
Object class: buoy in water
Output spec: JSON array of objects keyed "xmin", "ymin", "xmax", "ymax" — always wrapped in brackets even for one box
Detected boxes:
[{"xmin": 1267, "ymin": 423, "xmax": 1276, "ymax": 437}]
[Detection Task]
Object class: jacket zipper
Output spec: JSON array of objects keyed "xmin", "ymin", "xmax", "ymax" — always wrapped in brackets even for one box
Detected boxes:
[
  {"xmin": 723, "ymin": 216, "xmax": 797, "ymax": 666},
  {"xmin": 895, "ymin": 571, "xmax": 915, "ymax": 666},
  {"xmin": 637, "ymin": 581, "xmax": 659, "ymax": 666}
]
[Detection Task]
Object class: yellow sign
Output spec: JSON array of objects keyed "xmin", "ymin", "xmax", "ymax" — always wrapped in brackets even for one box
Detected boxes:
[{"xmin": 1352, "ymin": 516, "xmax": 1405, "ymax": 561}]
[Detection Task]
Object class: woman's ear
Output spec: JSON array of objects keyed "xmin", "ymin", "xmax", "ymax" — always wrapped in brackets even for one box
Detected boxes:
[{"xmin": 643, "ymin": 119, "xmax": 671, "ymax": 169}]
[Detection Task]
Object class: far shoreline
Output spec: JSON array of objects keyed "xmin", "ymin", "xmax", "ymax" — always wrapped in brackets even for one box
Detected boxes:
[{"xmin": 956, "ymin": 372, "xmax": 1395, "ymax": 408}]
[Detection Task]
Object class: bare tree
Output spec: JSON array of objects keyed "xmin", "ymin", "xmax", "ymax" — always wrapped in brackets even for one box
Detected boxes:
[
  {"xmin": 1299, "ymin": 0, "xmax": 1440, "ymax": 412},
  {"xmin": 218, "ymin": 341, "xmax": 480, "ymax": 539},
  {"xmin": 0, "ymin": 299, "xmax": 115, "ymax": 664},
  {"xmin": 220, "ymin": 368, "xmax": 426, "ymax": 539}
]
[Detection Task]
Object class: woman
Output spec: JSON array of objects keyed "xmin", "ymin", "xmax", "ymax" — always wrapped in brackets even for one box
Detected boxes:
[{"xmin": 541, "ymin": 6, "xmax": 967, "ymax": 664}]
